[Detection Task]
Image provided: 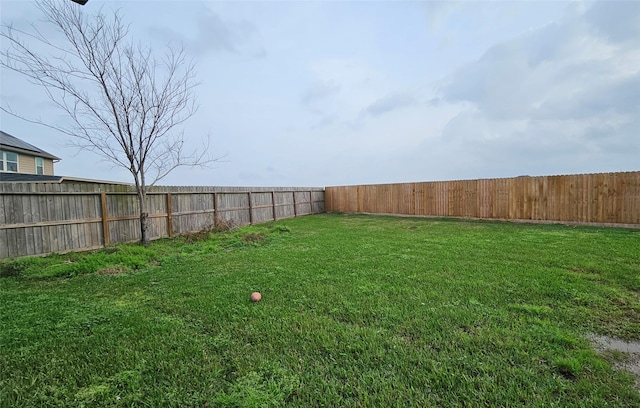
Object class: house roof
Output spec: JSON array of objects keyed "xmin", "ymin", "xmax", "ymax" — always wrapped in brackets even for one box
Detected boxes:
[
  {"xmin": 0, "ymin": 130, "xmax": 61, "ymax": 160},
  {"xmin": 0, "ymin": 172, "xmax": 133, "ymax": 185},
  {"xmin": 0, "ymin": 173, "xmax": 63, "ymax": 182}
]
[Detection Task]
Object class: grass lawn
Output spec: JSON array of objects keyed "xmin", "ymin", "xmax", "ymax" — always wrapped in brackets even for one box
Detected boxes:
[{"xmin": 1, "ymin": 213, "xmax": 639, "ymax": 407}]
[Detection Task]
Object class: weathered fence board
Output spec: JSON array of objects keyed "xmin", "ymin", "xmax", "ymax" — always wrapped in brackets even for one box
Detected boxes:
[
  {"xmin": 0, "ymin": 183, "xmax": 324, "ymax": 258},
  {"xmin": 326, "ymin": 171, "xmax": 640, "ymax": 227}
]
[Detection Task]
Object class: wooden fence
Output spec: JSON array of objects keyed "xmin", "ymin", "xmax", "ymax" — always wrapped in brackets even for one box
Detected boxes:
[
  {"xmin": 0, "ymin": 183, "xmax": 324, "ymax": 258},
  {"xmin": 326, "ymin": 171, "xmax": 640, "ymax": 227}
]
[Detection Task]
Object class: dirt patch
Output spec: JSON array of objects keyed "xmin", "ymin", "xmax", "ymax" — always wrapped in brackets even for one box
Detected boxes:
[
  {"xmin": 590, "ymin": 334, "xmax": 640, "ymax": 389},
  {"xmin": 242, "ymin": 233, "xmax": 265, "ymax": 243},
  {"xmin": 182, "ymin": 227, "xmax": 214, "ymax": 243},
  {"xmin": 96, "ymin": 266, "xmax": 126, "ymax": 275}
]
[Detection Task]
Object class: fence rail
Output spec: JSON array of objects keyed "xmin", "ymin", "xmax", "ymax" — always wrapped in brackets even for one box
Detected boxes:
[
  {"xmin": 325, "ymin": 171, "xmax": 640, "ymax": 227},
  {"xmin": 0, "ymin": 183, "xmax": 324, "ymax": 258}
]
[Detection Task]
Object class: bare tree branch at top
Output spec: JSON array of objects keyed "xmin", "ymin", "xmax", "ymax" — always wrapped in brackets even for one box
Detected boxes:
[{"xmin": 1, "ymin": 0, "xmax": 219, "ymax": 245}]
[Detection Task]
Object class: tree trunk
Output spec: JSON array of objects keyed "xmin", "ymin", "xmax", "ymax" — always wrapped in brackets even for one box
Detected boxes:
[
  {"xmin": 140, "ymin": 211, "xmax": 150, "ymax": 245},
  {"xmin": 138, "ymin": 192, "xmax": 150, "ymax": 245}
]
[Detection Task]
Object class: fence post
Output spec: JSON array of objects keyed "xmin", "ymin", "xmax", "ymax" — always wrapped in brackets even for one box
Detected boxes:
[
  {"xmin": 272, "ymin": 191, "xmax": 277, "ymax": 221},
  {"xmin": 248, "ymin": 192, "xmax": 254, "ymax": 224},
  {"xmin": 310, "ymin": 190, "xmax": 314, "ymax": 214},
  {"xmin": 213, "ymin": 192, "xmax": 218, "ymax": 228},
  {"xmin": 166, "ymin": 193, "xmax": 173, "ymax": 237},
  {"xmin": 293, "ymin": 191, "xmax": 298, "ymax": 217},
  {"xmin": 100, "ymin": 192, "xmax": 109, "ymax": 246},
  {"xmin": 413, "ymin": 183, "xmax": 417, "ymax": 215}
]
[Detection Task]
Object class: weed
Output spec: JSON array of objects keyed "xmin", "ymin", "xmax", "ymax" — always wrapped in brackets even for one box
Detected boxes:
[
  {"xmin": 242, "ymin": 233, "xmax": 265, "ymax": 243},
  {"xmin": 0, "ymin": 259, "xmax": 26, "ymax": 277},
  {"xmin": 273, "ymin": 225, "xmax": 291, "ymax": 234},
  {"xmin": 555, "ymin": 358, "xmax": 582, "ymax": 380},
  {"xmin": 1, "ymin": 244, "xmax": 159, "ymax": 279},
  {"xmin": 214, "ymin": 216, "xmax": 238, "ymax": 232},
  {"xmin": 182, "ymin": 224, "xmax": 215, "ymax": 243},
  {"xmin": 96, "ymin": 266, "xmax": 127, "ymax": 275}
]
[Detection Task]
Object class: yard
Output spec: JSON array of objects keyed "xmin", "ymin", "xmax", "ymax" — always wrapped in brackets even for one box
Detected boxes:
[{"xmin": 1, "ymin": 213, "xmax": 639, "ymax": 407}]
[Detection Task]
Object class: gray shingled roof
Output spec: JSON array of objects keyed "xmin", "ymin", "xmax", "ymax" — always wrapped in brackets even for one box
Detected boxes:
[
  {"xmin": 0, "ymin": 173, "xmax": 63, "ymax": 182},
  {"xmin": 0, "ymin": 172, "xmax": 134, "ymax": 185},
  {"xmin": 0, "ymin": 130, "xmax": 61, "ymax": 160}
]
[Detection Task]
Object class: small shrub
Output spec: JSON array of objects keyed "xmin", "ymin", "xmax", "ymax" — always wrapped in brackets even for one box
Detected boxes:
[
  {"xmin": 214, "ymin": 216, "xmax": 238, "ymax": 232},
  {"xmin": 109, "ymin": 245, "xmax": 157, "ymax": 268},
  {"xmin": 0, "ymin": 260, "xmax": 26, "ymax": 277},
  {"xmin": 182, "ymin": 224, "xmax": 215, "ymax": 243},
  {"xmin": 273, "ymin": 225, "xmax": 291, "ymax": 234},
  {"xmin": 42, "ymin": 257, "xmax": 105, "ymax": 278}
]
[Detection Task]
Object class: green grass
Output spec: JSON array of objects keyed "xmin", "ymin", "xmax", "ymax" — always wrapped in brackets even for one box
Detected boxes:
[{"xmin": 1, "ymin": 213, "xmax": 639, "ymax": 407}]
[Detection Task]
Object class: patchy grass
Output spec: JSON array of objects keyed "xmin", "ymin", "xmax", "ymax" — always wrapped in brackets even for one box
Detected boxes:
[
  {"xmin": 1, "ymin": 214, "xmax": 639, "ymax": 407},
  {"xmin": 0, "ymin": 244, "xmax": 158, "ymax": 279}
]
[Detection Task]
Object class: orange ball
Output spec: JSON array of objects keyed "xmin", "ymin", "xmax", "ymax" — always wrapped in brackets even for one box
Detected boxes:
[{"xmin": 250, "ymin": 292, "xmax": 262, "ymax": 302}]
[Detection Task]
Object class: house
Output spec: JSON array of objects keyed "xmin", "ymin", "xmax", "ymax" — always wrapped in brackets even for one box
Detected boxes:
[
  {"xmin": 0, "ymin": 130, "xmax": 130, "ymax": 185},
  {"xmin": 0, "ymin": 130, "xmax": 60, "ymax": 178}
]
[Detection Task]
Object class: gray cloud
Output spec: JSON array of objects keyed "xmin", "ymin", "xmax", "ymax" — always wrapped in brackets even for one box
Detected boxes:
[
  {"xmin": 534, "ymin": 71, "xmax": 640, "ymax": 120},
  {"xmin": 366, "ymin": 92, "xmax": 417, "ymax": 116},
  {"xmin": 413, "ymin": 108, "xmax": 640, "ymax": 181},
  {"xmin": 585, "ymin": 1, "xmax": 640, "ymax": 44},
  {"xmin": 440, "ymin": 1, "xmax": 640, "ymax": 122},
  {"xmin": 301, "ymin": 80, "xmax": 340, "ymax": 105},
  {"xmin": 425, "ymin": 0, "xmax": 640, "ymax": 179},
  {"xmin": 426, "ymin": 97, "xmax": 443, "ymax": 107},
  {"xmin": 423, "ymin": 2, "xmax": 460, "ymax": 31},
  {"xmin": 311, "ymin": 115, "xmax": 337, "ymax": 130},
  {"xmin": 149, "ymin": 6, "xmax": 258, "ymax": 56}
]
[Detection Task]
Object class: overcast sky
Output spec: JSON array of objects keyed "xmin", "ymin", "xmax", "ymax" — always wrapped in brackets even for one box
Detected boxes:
[{"xmin": 1, "ymin": 0, "xmax": 639, "ymax": 187}]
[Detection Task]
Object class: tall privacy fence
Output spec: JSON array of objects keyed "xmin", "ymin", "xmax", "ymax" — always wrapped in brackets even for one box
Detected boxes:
[
  {"xmin": 0, "ymin": 182, "xmax": 324, "ymax": 258},
  {"xmin": 326, "ymin": 171, "xmax": 640, "ymax": 228}
]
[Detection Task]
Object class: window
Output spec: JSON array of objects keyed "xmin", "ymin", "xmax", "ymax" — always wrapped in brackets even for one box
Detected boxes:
[
  {"xmin": 0, "ymin": 150, "xmax": 18, "ymax": 172},
  {"xmin": 36, "ymin": 157, "xmax": 44, "ymax": 175}
]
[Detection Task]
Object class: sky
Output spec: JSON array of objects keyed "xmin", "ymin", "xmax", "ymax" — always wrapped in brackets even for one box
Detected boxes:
[{"xmin": 1, "ymin": 0, "xmax": 639, "ymax": 187}]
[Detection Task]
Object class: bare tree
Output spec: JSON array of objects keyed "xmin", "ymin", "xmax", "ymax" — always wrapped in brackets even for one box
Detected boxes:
[{"xmin": 1, "ymin": 0, "xmax": 216, "ymax": 244}]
